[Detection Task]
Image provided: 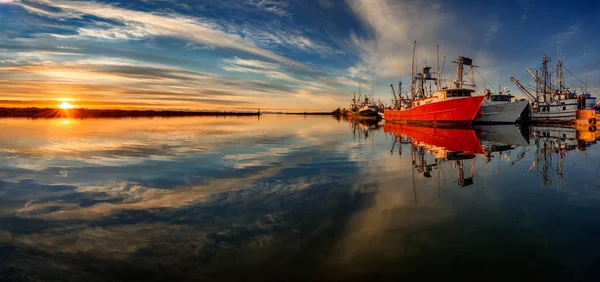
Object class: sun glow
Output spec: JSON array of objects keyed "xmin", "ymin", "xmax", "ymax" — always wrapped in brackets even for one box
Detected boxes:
[{"xmin": 59, "ymin": 101, "xmax": 74, "ymax": 109}]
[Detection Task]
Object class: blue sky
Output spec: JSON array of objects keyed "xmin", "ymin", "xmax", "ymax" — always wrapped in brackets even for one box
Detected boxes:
[{"xmin": 1, "ymin": 0, "xmax": 599, "ymax": 111}]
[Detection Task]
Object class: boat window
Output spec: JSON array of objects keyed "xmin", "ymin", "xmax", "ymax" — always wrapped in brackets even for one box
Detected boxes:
[
  {"xmin": 446, "ymin": 90, "xmax": 473, "ymax": 97},
  {"xmin": 491, "ymin": 95, "xmax": 511, "ymax": 102},
  {"xmin": 563, "ymin": 106, "xmax": 566, "ymax": 110}
]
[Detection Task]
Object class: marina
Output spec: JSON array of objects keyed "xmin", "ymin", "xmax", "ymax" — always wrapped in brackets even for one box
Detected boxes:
[{"xmin": 2, "ymin": 0, "xmax": 600, "ymax": 280}]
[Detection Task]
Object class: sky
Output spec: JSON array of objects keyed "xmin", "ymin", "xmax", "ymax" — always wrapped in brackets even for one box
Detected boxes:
[{"xmin": 1, "ymin": 0, "xmax": 600, "ymax": 111}]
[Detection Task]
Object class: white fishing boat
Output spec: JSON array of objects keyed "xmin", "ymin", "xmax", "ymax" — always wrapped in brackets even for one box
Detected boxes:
[
  {"xmin": 475, "ymin": 88, "xmax": 529, "ymax": 123},
  {"xmin": 512, "ymin": 55, "xmax": 589, "ymax": 122},
  {"xmin": 473, "ymin": 124, "xmax": 529, "ymax": 147}
]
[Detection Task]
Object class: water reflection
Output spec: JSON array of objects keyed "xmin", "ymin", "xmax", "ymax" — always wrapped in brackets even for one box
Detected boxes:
[
  {"xmin": 2, "ymin": 116, "xmax": 600, "ymax": 281},
  {"xmin": 383, "ymin": 123, "xmax": 600, "ymax": 195},
  {"xmin": 529, "ymin": 126, "xmax": 597, "ymax": 188},
  {"xmin": 350, "ymin": 119, "xmax": 383, "ymax": 141}
]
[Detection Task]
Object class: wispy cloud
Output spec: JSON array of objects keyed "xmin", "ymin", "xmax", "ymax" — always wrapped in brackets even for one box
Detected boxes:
[
  {"xmin": 550, "ymin": 24, "xmax": 580, "ymax": 43},
  {"xmin": 484, "ymin": 19, "xmax": 501, "ymax": 43},
  {"xmin": 0, "ymin": 61, "xmax": 299, "ymax": 109},
  {"xmin": 346, "ymin": 0, "xmax": 449, "ymax": 78},
  {"xmin": 11, "ymin": 0, "xmax": 307, "ymax": 68},
  {"xmin": 245, "ymin": 0, "xmax": 290, "ymax": 16}
]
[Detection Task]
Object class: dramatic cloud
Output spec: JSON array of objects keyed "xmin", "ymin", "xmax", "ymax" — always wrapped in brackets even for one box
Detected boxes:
[
  {"xmin": 346, "ymin": 0, "xmax": 449, "ymax": 78},
  {"xmin": 10, "ymin": 0, "xmax": 307, "ymax": 68},
  {"xmin": 0, "ymin": 0, "xmax": 598, "ymax": 109}
]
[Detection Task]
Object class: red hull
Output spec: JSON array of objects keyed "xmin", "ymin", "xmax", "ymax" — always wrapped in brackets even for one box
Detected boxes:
[
  {"xmin": 384, "ymin": 96, "xmax": 485, "ymax": 124},
  {"xmin": 384, "ymin": 123, "xmax": 484, "ymax": 154}
]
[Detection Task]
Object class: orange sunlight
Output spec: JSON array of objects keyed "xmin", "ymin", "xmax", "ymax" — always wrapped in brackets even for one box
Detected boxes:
[{"xmin": 59, "ymin": 101, "xmax": 74, "ymax": 109}]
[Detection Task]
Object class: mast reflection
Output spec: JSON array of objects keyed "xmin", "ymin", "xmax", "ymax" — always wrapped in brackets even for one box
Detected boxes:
[
  {"xmin": 529, "ymin": 125, "xmax": 597, "ymax": 188},
  {"xmin": 350, "ymin": 119, "xmax": 383, "ymax": 141},
  {"xmin": 385, "ymin": 124, "xmax": 484, "ymax": 202}
]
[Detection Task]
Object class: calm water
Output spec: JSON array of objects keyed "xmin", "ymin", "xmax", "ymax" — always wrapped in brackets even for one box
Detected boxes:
[{"xmin": 2, "ymin": 115, "xmax": 600, "ymax": 281}]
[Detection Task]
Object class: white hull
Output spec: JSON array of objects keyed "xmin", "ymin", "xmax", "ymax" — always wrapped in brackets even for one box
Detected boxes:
[
  {"xmin": 473, "ymin": 125, "xmax": 529, "ymax": 147},
  {"xmin": 532, "ymin": 99, "xmax": 578, "ymax": 121},
  {"xmin": 475, "ymin": 100, "xmax": 529, "ymax": 123},
  {"xmin": 531, "ymin": 110, "xmax": 576, "ymax": 121},
  {"xmin": 531, "ymin": 126, "xmax": 579, "ymax": 146}
]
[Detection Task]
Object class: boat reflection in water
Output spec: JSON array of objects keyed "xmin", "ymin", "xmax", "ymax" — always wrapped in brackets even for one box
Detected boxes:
[
  {"xmin": 529, "ymin": 125, "xmax": 597, "ymax": 188},
  {"xmin": 385, "ymin": 124, "xmax": 484, "ymax": 203},
  {"xmin": 350, "ymin": 119, "xmax": 384, "ymax": 141},
  {"xmin": 473, "ymin": 125, "xmax": 529, "ymax": 163},
  {"xmin": 385, "ymin": 122, "xmax": 600, "ymax": 200}
]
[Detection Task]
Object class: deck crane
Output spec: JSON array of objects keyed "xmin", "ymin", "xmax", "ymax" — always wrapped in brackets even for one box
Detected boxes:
[
  {"xmin": 525, "ymin": 69, "xmax": 547, "ymax": 93},
  {"xmin": 390, "ymin": 81, "xmax": 403, "ymax": 109},
  {"xmin": 390, "ymin": 84, "xmax": 399, "ymax": 108},
  {"xmin": 511, "ymin": 77, "xmax": 538, "ymax": 102}
]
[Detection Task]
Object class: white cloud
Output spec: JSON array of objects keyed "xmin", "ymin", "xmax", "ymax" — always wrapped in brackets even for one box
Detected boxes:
[
  {"xmin": 238, "ymin": 24, "xmax": 339, "ymax": 56},
  {"xmin": 346, "ymin": 0, "xmax": 449, "ymax": 78},
  {"xmin": 14, "ymin": 0, "xmax": 307, "ymax": 68},
  {"xmin": 246, "ymin": 0, "xmax": 290, "ymax": 16},
  {"xmin": 484, "ymin": 20, "xmax": 501, "ymax": 43},
  {"xmin": 550, "ymin": 24, "xmax": 580, "ymax": 43}
]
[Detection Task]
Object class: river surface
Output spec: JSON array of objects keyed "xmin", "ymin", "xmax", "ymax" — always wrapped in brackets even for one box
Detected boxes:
[{"xmin": 1, "ymin": 115, "xmax": 600, "ymax": 281}]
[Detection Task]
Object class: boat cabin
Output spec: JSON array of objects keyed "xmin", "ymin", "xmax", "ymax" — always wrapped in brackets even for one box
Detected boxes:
[
  {"xmin": 489, "ymin": 94, "xmax": 513, "ymax": 102},
  {"xmin": 410, "ymin": 88, "xmax": 475, "ymax": 108},
  {"xmin": 434, "ymin": 88, "xmax": 474, "ymax": 100}
]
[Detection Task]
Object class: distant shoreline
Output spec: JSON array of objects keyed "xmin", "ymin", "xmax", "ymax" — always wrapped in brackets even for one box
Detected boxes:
[
  {"xmin": 0, "ymin": 107, "xmax": 261, "ymax": 118},
  {"xmin": 266, "ymin": 112, "xmax": 337, "ymax": 115}
]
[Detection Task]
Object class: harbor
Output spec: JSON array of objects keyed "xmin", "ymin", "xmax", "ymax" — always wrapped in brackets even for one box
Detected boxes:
[
  {"xmin": 3, "ymin": 0, "xmax": 600, "ymax": 280},
  {"xmin": 338, "ymin": 42, "xmax": 599, "ymax": 131}
]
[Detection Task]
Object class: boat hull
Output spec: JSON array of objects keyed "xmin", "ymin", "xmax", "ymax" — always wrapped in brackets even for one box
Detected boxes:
[
  {"xmin": 474, "ymin": 100, "xmax": 529, "ymax": 124},
  {"xmin": 384, "ymin": 96, "xmax": 484, "ymax": 125},
  {"xmin": 384, "ymin": 123, "xmax": 484, "ymax": 154},
  {"xmin": 531, "ymin": 99, "xmax": 578, "ymax": 122},
  {"xmin": 473, "ymin": 125, "xmax": 529, "ymax": 147},
  {"xmin": 350, "ymin": 111, "xmax": 380, "ymax": 120},
  {"xmin": 531, "ymin": 110, "xmax": 576, "ymax": 121}
]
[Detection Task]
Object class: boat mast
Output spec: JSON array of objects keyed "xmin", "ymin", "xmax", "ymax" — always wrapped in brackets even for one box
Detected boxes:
[
  {"xmin": 399, "ymin": 81, "xmax": 402, "ymax": 100},
  {"xmin": 437, "ymin": 45, "xmax": 441, "ymax": 91},
  {"xmin": 453, "ymin": 56, "xmax": 476, "ymax": 89},
  {"xmin": 411, "ymin": 40, "xmax": 416, "ymax": 100},
  {"xmin": 483, "ymin": 58, "xmax": 487, "ymax": 91},
  {"xmin": 557, "ymin": 57, "xmax": 564, "ymax": 93},
  {"xmin": 456, "ymin": 58, "xmax": 464, "ymax": 88},
  {"xmin": 541, "ymin": 55, "xmax": 551, "ymax": 101},
  {"xmin": 371, "ymin": 85, "xmax": 374, "ymax": 104},
  {"xmin": 584, "ymin": 47, "xmax": 588, "ymax": 94}
]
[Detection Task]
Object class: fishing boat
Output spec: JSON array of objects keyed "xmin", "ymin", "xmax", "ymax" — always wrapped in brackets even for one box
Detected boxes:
[
  {"xmin": 349, "ymin": 85, "xmax": 382, "ymax": 120},
  {"xmin": 474, "ymin": 88, "xmax": 529, "ymax": 123},
  {"xmin": 511, "ymin": 55, "xmax": 590, "ymax": 122},
  {"xmin": 384, "ymin": 52, "xmax": 484, "ymax": 125},
  {"xmin": 354, "ymin": 104, "xmax": 380, "ymax": 120}
]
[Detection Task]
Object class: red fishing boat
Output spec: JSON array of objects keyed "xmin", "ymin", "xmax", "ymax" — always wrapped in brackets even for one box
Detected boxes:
[
  {"xmin": 384, "ymin": 92, "xmax": 484, "ymax": 125},
  {"xmin": 385, "ymin": 43, "xmax": 484, "ymax": 125},
  {"xmin": 384, "ymin": 123, "xmax": 484, "ymax": 155}
]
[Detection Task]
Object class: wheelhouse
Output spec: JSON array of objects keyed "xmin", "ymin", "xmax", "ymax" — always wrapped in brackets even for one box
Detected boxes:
[{"xmin": 490, "ymin": 94, "xmax": 513, "ymax": 102}]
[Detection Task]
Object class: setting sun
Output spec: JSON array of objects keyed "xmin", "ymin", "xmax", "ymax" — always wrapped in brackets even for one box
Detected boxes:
[{"xmin": 59, "ymin": 101, "xmax": 74, "ymax": 109}]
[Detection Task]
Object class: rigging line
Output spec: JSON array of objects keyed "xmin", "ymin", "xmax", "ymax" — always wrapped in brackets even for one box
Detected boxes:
[
  {"xmin": 564, "ymin": 66, "xmax": 600, "ymax": 96},
  {"xmin": 474, "ymin": 68, "xmax": 499, "ymax": 93}
]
